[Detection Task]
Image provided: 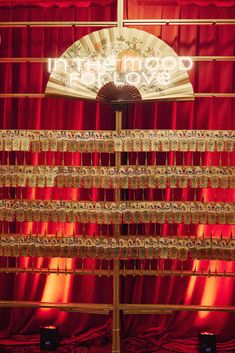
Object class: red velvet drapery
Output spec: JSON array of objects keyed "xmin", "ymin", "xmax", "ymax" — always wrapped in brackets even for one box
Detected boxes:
[{"xmin": 0, "ymin": 1, "xmax": 235, "ymax": 352}]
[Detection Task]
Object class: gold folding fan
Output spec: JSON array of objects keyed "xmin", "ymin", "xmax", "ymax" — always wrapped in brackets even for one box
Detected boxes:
[{"xmin": 45, "ymin": 27, "xmax": 194, "ymax": 103}]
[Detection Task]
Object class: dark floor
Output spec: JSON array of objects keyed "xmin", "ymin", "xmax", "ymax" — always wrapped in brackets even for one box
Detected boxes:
[{"xmin": 0, "ymin": 341, "xmax": 234, "ymax": 353}]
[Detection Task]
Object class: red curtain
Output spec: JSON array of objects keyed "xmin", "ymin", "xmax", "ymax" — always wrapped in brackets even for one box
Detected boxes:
[{"xmin": 0, "ymin": 1, "xmax": 235, "ymax": 352}]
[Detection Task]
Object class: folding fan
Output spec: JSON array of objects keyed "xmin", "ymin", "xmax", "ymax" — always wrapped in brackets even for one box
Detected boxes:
[{"xmin": 45, "ymin": 27, "xmax": 194, "ymax": 103}]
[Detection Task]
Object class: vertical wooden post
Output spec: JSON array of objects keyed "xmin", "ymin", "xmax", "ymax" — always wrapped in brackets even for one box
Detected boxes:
[
  {"xmin": 113, "ymin": 1, "xmax": 123, "ymax": 349},
  {"xmin": 112, "ymin": 110, "xmax": 122, "ymax": 353},
  {"xmin": 117, "ymin": 0, "xmax": 124, "ymax": 28}
]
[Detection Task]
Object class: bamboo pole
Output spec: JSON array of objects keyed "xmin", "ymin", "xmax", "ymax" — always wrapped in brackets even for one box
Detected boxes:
[
  {"xmin": 0, "ymin": 267, "xmax": 151, "ymax": 276},
  {"xmin": 1, "ymin": 19, "xmax": 235, "ymax": 27},
  {"xmin": 0, "ymin": 21, "xmax": 117, "ymax": 27},
  {"xmin": 0, "ymin": 300, "xmax": 112, "ymax": 314},
  {"xmin": 0, "ymin": 267, "xmax": 234, "ymax": 278},
  {"xmin": 120, "ymin": 304, "xmax": 235, "ymax": 313},
  {"xmin": 1, "ymin": 93, "xmax": 235, "ymax": 98},
  {"xmin": 0, "ymin": 94, "xmax": 45, "ymax": 98},
  {"xmin": 111, "ymin": 0, "xmax": 124, "ymax": 340},
  {"xmin": 120, "ymin": 269, "xmax": 235, "ymax": 278},
  {"xmin": 1, "ymin": 56, "xmax": 235, "ymax": 63},
  {"xmin": 124, "ymin": 19, "xmax": 235, "ymax": 25},
  {"xmin": 117, "ymin": 0, "xmax": 124, "ymax": 28},
  {"xmin": 0, "ymin": 267, "xmax": 113, "ymax": 276},
  {"xmin": 112, "ymin": 109, "xmax": 122, "ymax": 353},
  {"xmin": 195, "ymin": 93, "xmax": 235, "ymax": 97},
  {"xmin": 0, "ymin": 300, "xmax": 234, "ymax": 314}
]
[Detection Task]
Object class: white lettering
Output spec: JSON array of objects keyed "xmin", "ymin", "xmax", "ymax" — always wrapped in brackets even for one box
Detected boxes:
[
  {"xmin": 113, "ymin": 72, "xmax": 125, "ymax": 85},
  {"xmin": 122, "ymin": 56, "xmax": 142, "ymax": 72},
  {"xmin": 97, "ymin": 73, "xmax": 110, "ymax": 88},
  {"xmin": 73, "ymin": 58, "xmax": 86, "ymax": 72},
  {"xmin": 144, "ymin": 57, "xmax": 160, "ymax": 71},
  {"xmin": 103, "ymin": 57, "xmax": 116, "ymax": 72},
  {"xmin": 81, "ymin": 72, "xmax": 96, "ymax": 85},
  {"xmin": 84, "ymin": 58, "xmax": 101, "ymax": 73},
  {"xmin": 48, "ymin": 55, "xmax": 193, "ymax": 88},
  {"xmin": 157, "ymin": 72, "xmax": 171, "ymax": 86},
  {"xmin": 162, "ymin": 56, "xmax": 177, "ymax": 71},
  {"xmin": 180, "ymin": 57, "xmax": 193, "ymax": 71},
  {"xmin": 142, "ymin": 72, "xmax": 156, "ymax": 85},
  {"xmin": 48, "ymin": 58, "xmax": 53, "ymax": 73},
  {"xmin": 69, "ymin": 73, "xmax": 80, "ymax": 86},
  {"xmin": 126, "ymin": 72, "xmax": 141, "ymax": 85},
  {"xmin": 54, "ymin": 58, "xmax": 68, "ymax": 73}
]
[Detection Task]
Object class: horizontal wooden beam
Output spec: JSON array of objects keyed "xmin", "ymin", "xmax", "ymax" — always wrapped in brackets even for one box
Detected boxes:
[
  {"xmin": 0, "ymin": 58, "xmax": 48, "ymax": 63},
  {"xmin": 0, "ymin": 21, "xmax": 117, "ymax": 28},
  {"xmin": 120, "ymin": 269, "xmax": 235, "ymax": 278},
  {"xmin": 1, "ymin": 93, "xmax": 235, "ymax": 98},
  {"xmin": 123, "ymin": 309, "xmax": 173, "ymax": 314},
  {"xmin": 195, "ymin": 93, "xmax": 235, "ymax": 98},
  {"xmin": 1, "ymin": 56, "xmax": 235, "ymax": 63},
  {"xmin": 0, "ymin": 300, "xmax": 112, "ymax": 314},
  {"xmin": 0, "ymin": 300, "xmax": 234, "ymax": 315},
  {"xmin": 0, "ymin": 267, "xmax": 234, "ymax": 278},
  {"xmin": 0, "ymin": 94, "xmax": 45, "ymax": 98},
  {"xmin": 120, "ymin": 304, "xmax": 235, "ymax": 314},
  {"xmin": 124, "ymin": 19, "xmax": 235, "ymax": 25},
  {"xmin": 0, "ymin": 267, "xmax": 113, "ymax": 276},
  {"xmin": 0, "ymin": 19, "xmax": 235, "ymax": 27},
  {"xmin": 192, "ymin": 56, "xmax": 235, "ymax": 61}
]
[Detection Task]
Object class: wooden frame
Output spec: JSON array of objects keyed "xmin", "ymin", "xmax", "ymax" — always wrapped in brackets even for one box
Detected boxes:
[{"xmin": 1, "ymin": 1, "xmax": 235, "ymax": 352}]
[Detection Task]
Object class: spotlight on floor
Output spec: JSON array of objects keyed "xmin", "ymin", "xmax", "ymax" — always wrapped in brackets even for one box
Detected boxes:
[
  {"xmin": 40, "ymin": 326, "xmax": 59, "ymax": 351},
  {"xmin": 199, "ymin": 332, "xmax": 216, "ymax": 353}
]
